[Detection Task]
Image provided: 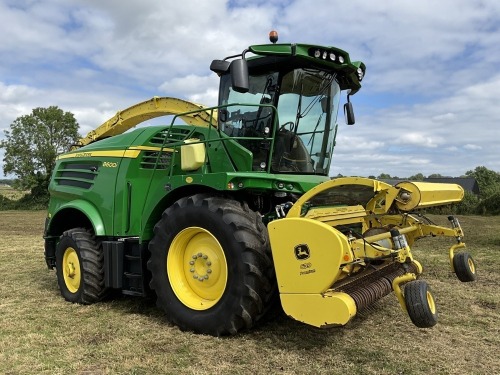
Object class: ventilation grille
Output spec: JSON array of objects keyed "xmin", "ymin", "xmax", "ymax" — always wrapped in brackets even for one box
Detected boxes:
[
  {"xmin": 149, "ymin": 128, "xmax": 192, "ymax": 146},
  {"xmin": 140, "ymin": 151, "xmax": 172, "ymax": 170},
  {"xmin": 139, "ymin": 128, "xmax": 193, "ymax": 170},
  {"xmin": 55, "ymin": 162, "xmax": 99, "ymax": 189}
]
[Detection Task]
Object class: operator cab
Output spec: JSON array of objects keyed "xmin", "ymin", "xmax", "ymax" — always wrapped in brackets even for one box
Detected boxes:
[
  {"xmin": 217, "ymin": 68, "xmax": 340, "ymax": 175},
  {"xmin": 211, "ymin": 33, "xmax": 359, "ymax": 176}
]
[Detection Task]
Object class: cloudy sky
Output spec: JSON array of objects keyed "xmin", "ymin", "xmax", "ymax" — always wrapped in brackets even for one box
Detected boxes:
[{"xmin": 1, "ymin": 0, "xmax": 499, "ymax": 178}]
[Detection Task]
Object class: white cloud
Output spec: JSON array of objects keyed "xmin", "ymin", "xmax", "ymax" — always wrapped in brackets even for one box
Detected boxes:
[
  {"xmin": 64, "ymin": 0, "xmax": 279, "ymax": 83},
  {"xmin": 397, "ymin": 133, "xmax": 442, "ymax": 148},
  {"xmin": 329, "ymin": 71, "xmax": 500, "ymax": 176},
  {"xmin": 464, "ymin": 144, "xmax": 482, "ymax": 151},
  {"xmin": 1, "ymin": 0, "xmax": 500, "ymax": 179},
  {"xmin": 158, "ymin": 74, "xmax": 220, "ymax": 106},
  {"xmin": 282, "ymin": 0, "xmax": 500, "ymax": 96},
  {"xmin": 432, "ymin": 113, "xmax": 456, "ymax": 123},
  {"xmin": 0, "ymin": 82, "xmax": 38, "ymax": 133},
  {"xmin": 0, "ymin": 82, "xmax": 40, "ymax": 103},
  {"xmin": 335, "ymin": 136, "xmax": 385, "ymax": 152}
]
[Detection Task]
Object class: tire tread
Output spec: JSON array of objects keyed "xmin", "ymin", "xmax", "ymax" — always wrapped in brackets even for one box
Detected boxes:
[
  {"xmin": 404, "ymin": 280, "xmax": 438, "ymax": 328},
  {"xmin": 56, "ymin": 228, "xmax": 107, "ymax": 304},
  {"xmin": 148, "ymin": 194, "xmax": 277, "ymax": 335},
  {"xmin": 453, "ymin": 252, "xmax": 477, "ymax": 282}
]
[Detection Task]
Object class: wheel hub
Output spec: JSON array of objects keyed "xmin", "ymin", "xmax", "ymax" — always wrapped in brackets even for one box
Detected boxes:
[
  {"xmin": 167, "ymin": 227, "xmax": 228, "ymax": 310},
  {"xmin": 427, "ymin": 290, "xmax": 436, "ymax": 314},
  {"xmin": 66, "ymin": 262, "xmax": 76, "ymax": 278},
  {"xmin": 62, "ymin": 247, "xmax": 81, "ymax": 293},
  {"xmin": 468, "ymin": 258, "xmax": 475, "ymax": 274},
  {"xmin": 189, "ymin": 253, "xmax": 213, "ymax": 282}
]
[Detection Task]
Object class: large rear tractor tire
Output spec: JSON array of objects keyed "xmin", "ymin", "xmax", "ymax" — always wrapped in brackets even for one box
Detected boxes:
[
  {"xmin": 404, "ymin": 280, "xmax": 438, "ymax": 328},
  {"xmin": 453, "ymin": 252, "xmax": 477, "ymax": 282},
  {"xmin": 148, "ymin": 194, "xmax": 276, "ymax": 336},
  {"xmin": 55, "ymin": 228, "xmax": 107, "ymax": 304}
]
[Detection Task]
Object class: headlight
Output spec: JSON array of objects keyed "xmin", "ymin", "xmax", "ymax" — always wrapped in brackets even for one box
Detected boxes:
[
  {"xmin": 357, "ymin": 68, "xmax": 364, "ymax": 81},
  {"xmin": 309, "ymin": 48, "xmax": 347, "ymax": 65}
]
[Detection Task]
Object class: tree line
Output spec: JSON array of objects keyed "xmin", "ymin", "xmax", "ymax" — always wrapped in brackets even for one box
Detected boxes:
[
  {"xmin": 1, "ymin": 106, "xmax": 499, "ymax": 214},
  {"xmin": 0, "ymin": 106, "xmax": 79, "ymax": 209}
]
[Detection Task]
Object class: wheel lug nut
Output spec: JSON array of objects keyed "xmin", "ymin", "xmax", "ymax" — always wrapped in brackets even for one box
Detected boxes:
[
  {"xmin": 203, "ymin": 255, "xmax": 208, "ymax": 259},
  {"xmin": 207, "ymin": 269, "xmax": 212, "ymax": 274},
  {"xmin": 192, "ymin": 255, "xmax": 197, "ymax": 259},
  {"xmin": 190, "ymin": 268, "xmax": 195, "ymax": 273},
  {"xmin": 189, "ymin": 260, "xmax": 195, "ymax": 265},
  {"xmin": 193, "ymin": 275, "xmax": 198, "ymax": 279},
  {"xmin": 206, "ymin": 261, "xmax": 212, "ymax": 266},
  {"xmin": 204, "ymin": 275, "xmax": 209, "ymax": 280},
  {"xmin": 197, "ymin": 252, "xmax": 202, "ymax": 257}
]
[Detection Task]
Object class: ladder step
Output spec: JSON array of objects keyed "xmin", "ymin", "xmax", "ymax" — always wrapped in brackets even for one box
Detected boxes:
[
  {"xmin": 124, "ymin": 272, "xmax": 142, "ymax": 279},
  {"xmin": 125, "ymin": 255, "xmax": 140, "ymax": 260}
]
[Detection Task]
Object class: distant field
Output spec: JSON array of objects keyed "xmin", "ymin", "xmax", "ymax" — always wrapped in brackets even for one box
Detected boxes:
[
  {"xmin": 0, "ymin": 185, "xmax": 27, "ymax": 200},
  {"xmin": 0, "ymin": 211, "xmax": 498, "ymax": 374}
]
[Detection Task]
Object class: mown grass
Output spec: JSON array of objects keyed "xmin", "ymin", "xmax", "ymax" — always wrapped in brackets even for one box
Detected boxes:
[
  {"xmin": 0, "ymin": 211, "xmax": 498, "ymax": 374},
  {"xmin": 0, "ymin": 185, "xmax": 27, "ymax": 201}
]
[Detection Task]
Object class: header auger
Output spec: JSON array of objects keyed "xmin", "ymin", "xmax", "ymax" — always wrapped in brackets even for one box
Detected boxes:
[{"xmin": 44, "ymin": 32, "xmax": 476, "ymax": 336}]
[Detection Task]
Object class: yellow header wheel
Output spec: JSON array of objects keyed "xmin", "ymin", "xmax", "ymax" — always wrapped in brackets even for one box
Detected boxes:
[
  {"xmin": 404, "ymin": 280, "xmax": 438, "ymax": 328},
  {"xmin": 426, "ymin": 290, "xmax": 436, "ymax": 315},
  {"xmin": 453, "ymin": 252, "xmax": 477, "ymax": 282},
  {"xmin": 167, "ymin": 227, "xmax": 228, "ymax": 310},
  {"xmin": 62, "ymin": 247, "xmax": 81, "ymax": 293}
]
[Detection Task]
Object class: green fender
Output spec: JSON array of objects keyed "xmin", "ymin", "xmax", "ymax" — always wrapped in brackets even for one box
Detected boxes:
[{"xmin": 53, "ymin": 199, "xmax": 106, "ymax": 236}]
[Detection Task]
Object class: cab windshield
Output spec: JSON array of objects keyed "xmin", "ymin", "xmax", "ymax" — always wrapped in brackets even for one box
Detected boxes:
[{"xmin": 219, "ymin": 68, "xmax": 341, "ymax": 175}]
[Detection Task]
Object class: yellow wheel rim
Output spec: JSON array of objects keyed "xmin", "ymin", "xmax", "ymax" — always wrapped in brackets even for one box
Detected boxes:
[
  {"xmin": 167, "ymin": 227, "xmax": 228, "ymax": 310},
  {"xmin": 468, "ymin": 258, "xmax": 476, "ymax": 274},
  {"xmin": 427, "ymin": 290, "xmax": 436, "ymax": 315},
  {"xmin": 62, "ymin": 247, "xmax": 81, "ymax": 293}
]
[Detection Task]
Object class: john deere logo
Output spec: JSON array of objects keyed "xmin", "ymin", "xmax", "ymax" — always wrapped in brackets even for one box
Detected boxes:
[{"xmin": 294, "ymin": 244, "xmax": 310, "ymax": 260}]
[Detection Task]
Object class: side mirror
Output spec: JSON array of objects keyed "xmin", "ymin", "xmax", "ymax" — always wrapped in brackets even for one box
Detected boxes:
[
  {"xmin": 230, "ymin": 59, "xmax": 249, "ymax": 93},
  {"xmin": 344, "ymin": 101, "xmax": 355, "ymax": 125},
  {"xmin": 210, "ymin": 60, "xmax": 230, "ymax": 74}
]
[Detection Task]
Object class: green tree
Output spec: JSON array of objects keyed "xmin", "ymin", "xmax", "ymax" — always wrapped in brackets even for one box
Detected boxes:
[
  {"xmin": 409, "ymin": 173, "xmax": 425, "ymax": 181},
  {"xmin": 455, "ymin": 190, "xmax": 480, "ymax": 215},
  {"xmin": 0, "ymin": 107, "xmax": 80, "ymax": 192},
  {"xmin": 465, "ymin": 166, "xmax": 500, "ymax": 196},
  {"xmin": 377, "ymin": 173, "xmax": 391, "ymax": 179},
  {"xmin": 427, "ymin": 173, "xmax": 443, "ymax": 178}
]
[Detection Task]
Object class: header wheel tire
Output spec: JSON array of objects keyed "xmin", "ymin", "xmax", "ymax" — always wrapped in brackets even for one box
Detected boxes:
[
  {"xmin": 453, "ymin": 252, "xmax": 477, "ymax": 282},
  {"xmin": 404, "ymin": 280, "xmax": 438, "ymax": 328}
]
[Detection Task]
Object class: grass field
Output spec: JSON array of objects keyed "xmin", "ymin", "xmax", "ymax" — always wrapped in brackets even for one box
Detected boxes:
[
  {"xmin": 0, "ymin": 185, "xmax": 27, "ymax": 201},
  {"xmin": 0, "ymin": 211, "xmax": 498, "ymax": 374}
]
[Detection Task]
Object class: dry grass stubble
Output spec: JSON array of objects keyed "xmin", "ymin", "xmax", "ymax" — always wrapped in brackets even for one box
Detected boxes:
[{"xmin": 0, "ymin": 211, "xmax": 498, "ymax": 374}]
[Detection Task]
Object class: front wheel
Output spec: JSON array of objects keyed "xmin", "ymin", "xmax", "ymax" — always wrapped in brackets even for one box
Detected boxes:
[
  {"xmin": 404, "ymin": 280, "xmax": 438, "ymax": 328},
  {"xmin": 148, "ymin": 195, "xmax": 276, "ymax": 336},
  {"xmin": 55, "ymin": 228, "xmax": 107, "ymax": 304}
]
